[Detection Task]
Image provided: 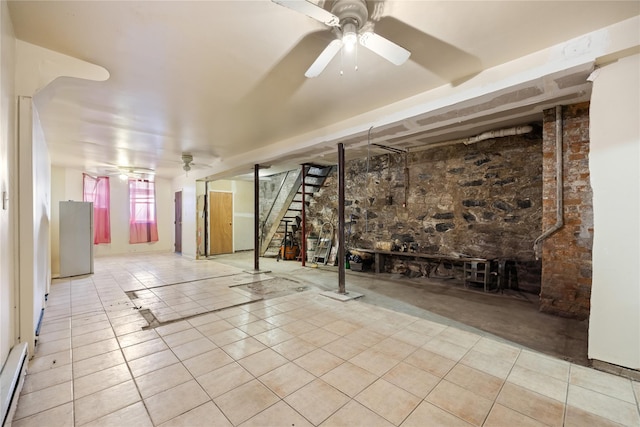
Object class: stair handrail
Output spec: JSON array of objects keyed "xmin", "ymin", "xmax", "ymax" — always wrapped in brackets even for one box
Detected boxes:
[
  {"xmin": 260, "ymin": 170, "xmax": 303, "ymax": 255},
  {"xmin": 259, "ymin": 165, "xmax": 334, "ymax": 257},
  {"xmin": 259, "ymin": 170, "xmax": 292, "ymax": 249}
]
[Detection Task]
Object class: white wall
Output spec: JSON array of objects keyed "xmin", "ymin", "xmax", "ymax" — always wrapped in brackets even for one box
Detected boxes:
[
  {"xmin": 588, "ymin": 53, "xmax": 640, "ymax": 370},
  {"xmin": 16, "ymin": 96, "xmax": 50, "ymax": 355},
  {"xmin": 32, "ymin": 107, "xmax": 51, "ymax": 312},
  {"xmin": 0, "ymin": 0, "xmax": 16, "ymax": 366},
  {"xmin": 181, "ymin": 182, "xmax": 198, "ymax": 259},
  {"xmin": 50, "ymin": 167, "xmax": 174, "ymax": 275}
]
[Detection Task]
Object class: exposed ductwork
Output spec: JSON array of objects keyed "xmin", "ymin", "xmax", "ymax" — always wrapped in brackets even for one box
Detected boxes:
[
  {"xmin": 408, "ymin": 125, "xmax": 536, "ymax": 152},
  {"xmin": 462, "ymin": 125, "xmax": 535, "ymax": 145}
]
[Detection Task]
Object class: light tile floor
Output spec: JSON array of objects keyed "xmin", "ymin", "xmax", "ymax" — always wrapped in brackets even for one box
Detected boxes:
[{"xmin": 11, "ymin": 253, "xmax": 640, "ymax": 426}]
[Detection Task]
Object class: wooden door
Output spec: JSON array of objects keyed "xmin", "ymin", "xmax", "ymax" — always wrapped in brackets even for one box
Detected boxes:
[
  {"xmin": 209, "ymin": 191, "xmax": 233, "ymax": 254},
  {"xmin": 174, "ymin": 191, "xmax": 182, "ymax": 253}
]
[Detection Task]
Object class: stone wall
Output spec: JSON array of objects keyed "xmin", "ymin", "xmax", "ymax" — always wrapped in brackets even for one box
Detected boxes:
[
  {"xmin": 539, "ymin": 103, "xmax": 593, "ymax": 319},
  {"xmin": 308, "ymin": 130, "xmax": 544, "ymax": 292}
]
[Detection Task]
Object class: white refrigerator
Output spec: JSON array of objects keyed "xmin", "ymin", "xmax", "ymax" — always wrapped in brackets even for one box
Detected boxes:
[{"xmin": 59, "ymin": 201, "xmax": 94, "ymax": 277}]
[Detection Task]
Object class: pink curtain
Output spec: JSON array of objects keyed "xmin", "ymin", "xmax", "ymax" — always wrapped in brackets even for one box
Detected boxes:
[
  {"xmin": 129, "ymin": 179, "xmax": 159, "ymax": 244},
  {"xmin": 83, "ymin": 173, "xmax": 111, "ymax": 244}
]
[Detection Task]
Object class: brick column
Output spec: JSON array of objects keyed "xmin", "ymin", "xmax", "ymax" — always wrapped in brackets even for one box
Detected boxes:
[{"xmin": 539, "ymin": 102, "xmax": 594, "ymax": 319}]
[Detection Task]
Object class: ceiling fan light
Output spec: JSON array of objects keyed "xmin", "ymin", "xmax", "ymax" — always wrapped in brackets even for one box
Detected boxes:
[{"xmin": 342, "ymin": 21, "xmax": 357, "ymax": 50}]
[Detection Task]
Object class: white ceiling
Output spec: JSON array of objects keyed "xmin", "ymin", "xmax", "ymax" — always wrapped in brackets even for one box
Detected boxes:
[{"xmin": 7, "ymin": 1, "xmax": 639, "ymax": 180}]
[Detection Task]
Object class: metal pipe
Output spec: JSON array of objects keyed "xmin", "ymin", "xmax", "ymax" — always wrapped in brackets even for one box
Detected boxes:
[
  {"xmin": 301, "ymin": 164, "xmax": 306, "ymax": 267},
  {"xmin": 534, "ymin": 106, "xmax": 564, "ymax": 260},
  {"xmin": 371, "ymin": 143, "xmax": 406, "ymax": 154},
  {"xmin": 463, "ymin": 125, "xmax": 534, "ymax": 145},
  {"xmin": 204, "ymin": 180, "xmax": 209, "ymax": 257},
  {"xmin": 365, "ymin": 126, "xmax": 373, "ymax": 233},
  {"xmin": 254, "ymin": 164, "xmax": 260, "ymax": 271},
  {"xmin": 404, "ymin": 152, "xmax": 409, "ymax": 208},
  {"xmin": 338, "ymin": 143, "xmax": 346, "ymax": 294},
  {"xmin": 410, "ymin": 125, "xmax": 535, "ymax": 152}
]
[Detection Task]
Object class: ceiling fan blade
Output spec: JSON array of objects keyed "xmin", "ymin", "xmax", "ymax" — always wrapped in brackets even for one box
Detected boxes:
[
  {"xmin": 359, "ymin": 31, "xmax": 411, "ymax": 66},
  {"xmin": 272, "ymin": 0, "xmax": 340, "ymax": 27},
  {"xmin": 305, "ymin": 39, "xmax": 342, "ymax": 78}
]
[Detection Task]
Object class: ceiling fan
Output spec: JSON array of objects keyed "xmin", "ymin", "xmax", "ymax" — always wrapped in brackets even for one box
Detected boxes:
[
  {"xmin": 94, "ymin": 165, "xmax": 155, "ymax": 180},
  {"xmin": 181, "ymin": 153, "xmax": 195, "ymax": 173},
  {"xmin": 178, "ymin": 153, "xmax": 216, "ymax": 175},
  {"xmin": 272, "ymin": 0, "xmax": 411, "ymax": 78}
]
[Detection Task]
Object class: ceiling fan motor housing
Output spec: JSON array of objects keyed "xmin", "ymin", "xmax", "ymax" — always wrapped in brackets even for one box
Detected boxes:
[
  {"xmin": 181, "ymin": 154, "xmax": 193, "ymax": 172},
  {"xmin": 331, "ymin": 0, "xmax": 369, "ymax": 29}
]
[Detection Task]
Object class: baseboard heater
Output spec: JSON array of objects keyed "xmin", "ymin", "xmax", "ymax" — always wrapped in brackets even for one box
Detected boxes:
[{"xmin": 1, "ymin": 343, "xmax": 28, "ymax": 427}]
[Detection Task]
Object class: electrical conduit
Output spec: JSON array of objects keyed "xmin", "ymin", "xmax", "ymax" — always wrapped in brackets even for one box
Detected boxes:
[{"xmin": 534, "ymin": 105, "xmax": 564, "ymax": 260}]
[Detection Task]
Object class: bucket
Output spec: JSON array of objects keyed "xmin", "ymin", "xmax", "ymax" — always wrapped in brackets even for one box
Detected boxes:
[
  {"xmin": 281, "ymin": 245, "xmax": 299, "ymax": 260},
  {"xmin": 307, "ymin": 238, "xmax": 318, "ymax": 252}
]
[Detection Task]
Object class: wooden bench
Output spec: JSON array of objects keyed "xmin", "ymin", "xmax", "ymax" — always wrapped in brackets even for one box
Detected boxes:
[{"xmin": 351, "ymin": 248, "xmax": 495, "ymax": 291}]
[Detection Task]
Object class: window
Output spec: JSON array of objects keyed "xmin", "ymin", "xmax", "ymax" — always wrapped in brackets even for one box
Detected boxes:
[
  {"xmin": 129, "ymin": 179, "xmax": 159, "ymax": 244},
  {"xmin": 82, "ymin": 173, "xmax": 111, "ymax": 244}
]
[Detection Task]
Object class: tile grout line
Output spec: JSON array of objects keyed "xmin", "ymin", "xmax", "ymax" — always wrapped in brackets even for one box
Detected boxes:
[
  {"xmin": 635, "ymin": 379, "xmax": 640, "ymax": 423},
  {"xmin": 69, "ymin": 277, "xmax": 76, "ymax": 427},
  {"xmin": 92, "ymin": 273, "xmax": 152, "ymax": 426},
  {"xmin": 563, "ymin": 363, "xmax": 573, "ymax": 427},
  {"xmin": 18, "ymin": 253, "xmax": 639, "ymax": 426},
  {"xmin": 155, "ymin": 311, "xmax": 237, "ymax": 426},
  {"xmin": 419, "ymin": 327, "xmax": 488, "ymax": 426},
  {"xmin": 478, "ymin": 347, "xmax": 539, "ymax": 427}
]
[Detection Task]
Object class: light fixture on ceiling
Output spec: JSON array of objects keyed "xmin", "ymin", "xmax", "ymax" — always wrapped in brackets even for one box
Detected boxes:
[
  {"xmin": 182, "ymin": 154, "xmax": 194, "ymax": 175},
  {"xmin": 341, "ymin": 20, "xmax": 357, "ymax": 52},
  {"xmin": 272, "ymin": 0, "xmax": 410, "ymax": 78},
  {"xmin": 116, "ymin": 167, "xmax": 155, "ymax": 181}
]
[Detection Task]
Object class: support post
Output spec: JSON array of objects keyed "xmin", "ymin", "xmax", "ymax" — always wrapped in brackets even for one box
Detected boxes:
[
  {"xmin": 245, "ymin": 164, "xmax": 270, "ymax": 275},
  {"xmin": 338, "ymin": 143, "xmax": 346, "ymax": 294},
  {"xmin": 301, "ymin": 164, "xmax": 306, "ymax": 266},
  {"xmin": 204, "ymin": 180, "xmax": 209, "ymax": 257},
  {"xmin": 254, "ymin": 164, "xmax": 260, "ymax": 271}
]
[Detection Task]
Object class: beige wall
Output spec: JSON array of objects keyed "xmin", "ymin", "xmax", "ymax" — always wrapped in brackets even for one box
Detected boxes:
[
  {"xmin": 232, "ymin": 180, "xmax": 254, "ymax": 252},
  {"xmin": 588, "ymin": 53, "xmax": 640, "ymax": 369}
]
